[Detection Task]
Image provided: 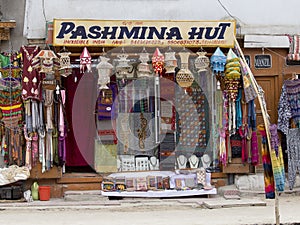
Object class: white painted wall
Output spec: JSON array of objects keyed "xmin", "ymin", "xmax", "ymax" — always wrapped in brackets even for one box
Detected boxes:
[{"xmin": 24, "ymin": 0, "xmax": 300, "ymax": 39}]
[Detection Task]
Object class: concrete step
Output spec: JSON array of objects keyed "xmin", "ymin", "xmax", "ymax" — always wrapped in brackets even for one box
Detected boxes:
[{"xmin": 64, "ymin": 190, "xmax": 104, "ymax": 201}]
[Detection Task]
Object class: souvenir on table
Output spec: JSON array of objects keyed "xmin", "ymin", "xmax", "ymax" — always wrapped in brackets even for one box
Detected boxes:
[
  {"xmin": 194, "ymin": 49, "xmax": 210, "ymax": 73},
  {"xmin": 176, "ymin": 154, "xmax": 187, "ymax": 169},
  {"xmin": 175, "ymin": 178, "xmax": 185, "ymax": 190},
  {"xmin": 119, "ymin": 155, "xmax": 135, "ymax": 171},
  {"xmin": 136, "ymin": 177, "xmax": 148, "ymax": 191},
  {"xmin": 163, "ymin": 176, "xmax": 170, "ymax": 189},
  {"xmin": 147, "ymin": 176, "xmax": 157, "ymax": 190},
  {"xmin": 176, "ymin": 50, "xmax": 194, "ymax": 88},
  {"xmin": 135, "ymin": 156, "xmax": 149, "ymax": 171},
  {"xmin": 137, "ymin": 48, "xmax": 152, "ymax": 77},
  {"xmin": 115, "ymin": 182, "xmax": 126, "ymax": 191},
  {"xmin": 102, "ymin": 181, "xmax": 115, "ymax": 191},
  {"xmin": 196, "ymin": 167, "xmax": 206, "ymax": 185},
  {"xmin": 164, "ymin": 48, "xmax": 177, "ymax": 74},
  {"xmin": 148, "ymin": 156, "xmax": 159, "ymax": 170},
  {"xmin": 125, "ymin": 177, "xmax": 136, "ymax": 191},
  {"xmin": 152, "ymin": 48, "xmax": 164, "ymax": 75},
  {"xmin": 201, "ymin": 154, "xmax": 211, "ymax": 169},
  {"xmin": 80, "ymin": 47, "xmax": 92, "ymax": 73},
  {"xmin": 96, "ymin": 56, "xmax": 113, "ymax": 90},
  {"xmin": 188, "ymin": 154, "xmax": 199, "ymax": 169},
  {"xmin": 156, "ymin": 176, "xmax": 164, "ymax": 189},
  {"xmin": 185, "ymin": 177, "xmax": 197, "ymax": 188}
]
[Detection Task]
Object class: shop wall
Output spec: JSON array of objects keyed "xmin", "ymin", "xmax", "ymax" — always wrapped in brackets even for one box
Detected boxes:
[
  {"xmin": 24, "ymin": 0, "xmax": 300, "ymax": 39},
  {"xmin": 0, "ymin": 0, "xmax": 27, "ymax": 51}
]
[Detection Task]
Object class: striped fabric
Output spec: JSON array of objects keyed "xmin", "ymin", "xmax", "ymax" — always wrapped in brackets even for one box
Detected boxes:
[
  {"xmin": 269, "ymin": 124, "xmax": 285, "ymax": 192},
  {"xmin": 257, "ymin": 124, "xmax": 275, "ymax": 199},
  {"xmin": 288, "ymin": 35, "xmax": 300, "ymax": 61}
]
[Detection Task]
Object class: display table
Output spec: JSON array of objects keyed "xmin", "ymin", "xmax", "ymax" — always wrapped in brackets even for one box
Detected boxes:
[{"xmin": 101, "ymin": 188, "xmax": 217, "ymax": 198}]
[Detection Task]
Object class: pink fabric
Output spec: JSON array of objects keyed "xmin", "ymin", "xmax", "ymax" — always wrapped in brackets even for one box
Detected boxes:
[
  {"xmin": 59, "ymin": 90, "xmax": 66, "ymax": 137},
  {"xmin": 251, "ymin": 131, "xmax": 259, "ymax": 166}
]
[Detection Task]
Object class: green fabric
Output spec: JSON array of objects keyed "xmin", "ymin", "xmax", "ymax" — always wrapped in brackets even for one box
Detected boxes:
[{"xmin": 0, "ymin": 54, "xmax": 10, "ymax": 68}]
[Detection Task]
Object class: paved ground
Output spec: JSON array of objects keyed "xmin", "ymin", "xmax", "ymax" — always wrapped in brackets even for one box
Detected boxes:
[{"xmin": 1, "ymin": 192, "xmax": 300, "ymax": 225}]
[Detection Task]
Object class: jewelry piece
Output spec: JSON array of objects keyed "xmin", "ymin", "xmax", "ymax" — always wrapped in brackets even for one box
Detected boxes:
[
  {"xmin": 149, "ymin": 156, "xmax": 159, "ymax": 170},
  {"xmin": 177, "ymin": 154, "xmax": 187, "ymax": 169},
  {"xmin": 201, "ymin": 154, "xmax": 211, "ymax": 169},
  {"xmin": 189, "ymin": 154, "xmax": 199, "ymax": 169}
]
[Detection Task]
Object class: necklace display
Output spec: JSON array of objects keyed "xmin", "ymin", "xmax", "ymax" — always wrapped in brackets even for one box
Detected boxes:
[
  {"xmin": 177, "ymin": 155, "xmax": 187, "ymax": 169},
  {"xmin": 149, "ymin": 156, "xmax": 159, "ymax": 170},
  {"xmin": 201, "ymin": 154, "xmax": 211, "ymax": 169},
  {"xmin": 189, "ymin": 155, "xmax": 199, "ymax": 168}
]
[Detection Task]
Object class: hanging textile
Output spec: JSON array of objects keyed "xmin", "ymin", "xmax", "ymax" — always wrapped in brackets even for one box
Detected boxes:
[
  {"xmin": 248, "ymin": 100, "xmax": 259, "ymax": 165},
  {"xmin": 286, "ymin": 128, "xmax": 300, "ymax": 190},
  {"xmin": 257, "ymin": 124, "xmax": 275, "ymax": 199},
  {"xmin": 287, "ymin": 35, "xmax": 300, "ymax": 61},
  {"xmin": 278, "ymin": 79, "xmax": 300, "ymax": 135},
  {"xmin": 20, "ymin": 45, "xmax": 41, "ymax": 100},
  {"xmin": 269, "ymin": 124, "xmax": 285, "ymax": 192}
]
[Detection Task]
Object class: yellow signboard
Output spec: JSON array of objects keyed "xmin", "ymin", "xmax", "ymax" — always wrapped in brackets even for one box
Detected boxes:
[{"xmin": 53, "ymin": 19, "xmax": 236, "ymax": 47}]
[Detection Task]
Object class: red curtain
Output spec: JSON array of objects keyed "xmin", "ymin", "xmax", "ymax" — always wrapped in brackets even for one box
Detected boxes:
[{"xmin": 64, "ymin": 68, "xmax": 98, "ymax": 167}]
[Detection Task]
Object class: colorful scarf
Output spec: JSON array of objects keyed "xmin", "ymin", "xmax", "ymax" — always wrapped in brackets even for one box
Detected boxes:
[
  {"xmin": 269, "ymin": 124, "xmax": 285, "ymax": 192},
  {"xmin": 257, "ymin": 124, "xmax": 275, "ymax": 199}
]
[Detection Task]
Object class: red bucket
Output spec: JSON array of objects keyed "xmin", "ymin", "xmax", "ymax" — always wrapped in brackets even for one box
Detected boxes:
[{"xmin": 39, "ymin": 186, "xmax": 51, "ymax": 201}]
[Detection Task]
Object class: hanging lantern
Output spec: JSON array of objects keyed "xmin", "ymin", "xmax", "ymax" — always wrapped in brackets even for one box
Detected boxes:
[
  {"xmin": 210, "ymin": 47, "xmax": 226, "ymax": 74},
  {"xmin": 58, "ymin": 51, "xmax": 72, "ymax": 77},
  {"xmin": 115, "ymin": 50, "xmax": 132, "ymax": 79},
  {"xmin": 152, "ymin": 48, "xmax": 164, "ymax": 75},
  {"xmin": 32, "ymin": 49, "xmax": 59, "ymax": 73},
  {"xmin": 176, "ymin": 51, "xmax": 194, "ymax": 88},
  {"xmin": 164, "ymin": 49, "xmax": 177, "ymax": 74},
  {"xmin": 137, "ymin": 49, "xmax": 152, "ymax": 77},
  {"xmin": 194, "ymin": 50, "xmax": 209, "ymax": 73},
  {"xmin": 80, "ymin": 47, "xmax": 92, "ymax": 73},
  {"xmin": 225, "ymin": 48, "xmax": 241, "ymax": 101},
  {"xmin": 97, "ymin": 56, "xmax": 113, "ymax": 90}
]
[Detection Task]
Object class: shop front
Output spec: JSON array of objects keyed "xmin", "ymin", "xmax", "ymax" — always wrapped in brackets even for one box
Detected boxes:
[{"xmin": 0, "ymin": 19, "xmax": 283, "ymax": 199}]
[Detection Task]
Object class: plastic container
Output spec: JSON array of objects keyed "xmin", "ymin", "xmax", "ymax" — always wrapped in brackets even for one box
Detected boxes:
[
  {"xmin": 31, "ymin": 181, "xmax": 39, "ymax": 200},
  {"xmin": 38, "ymin": 186, "xmax": 51, "ymax": 201}
]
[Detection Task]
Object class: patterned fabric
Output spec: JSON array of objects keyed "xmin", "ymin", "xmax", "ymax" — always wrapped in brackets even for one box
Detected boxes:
[
  {"xmin": 287, "ymin": 35, "xmax": 300, "ymax": 61},
  {"xmin": 20, "ymin": 45, "xmax": 41, "ymax": 100},
  {"xmin": 278, "ymin": 80, "xmax": 300, "ymax": 135},
  {"xmin": 176, "ymin": 82, "xmax": 208, "ymax": 151},
  {"xmin": 230, "ymin": 132, "xmax": 242, "ymax": 158},
  {"xmin": 269, "ymin": 124, "xmax": 285, "ymax": 192},
  {"xmin": 286, "ymin": 128, "xmax": 300, "ymax": 190},
  {"xmin": 258, "ymin": 124, "xmax": 275, "ymax": 199}
]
